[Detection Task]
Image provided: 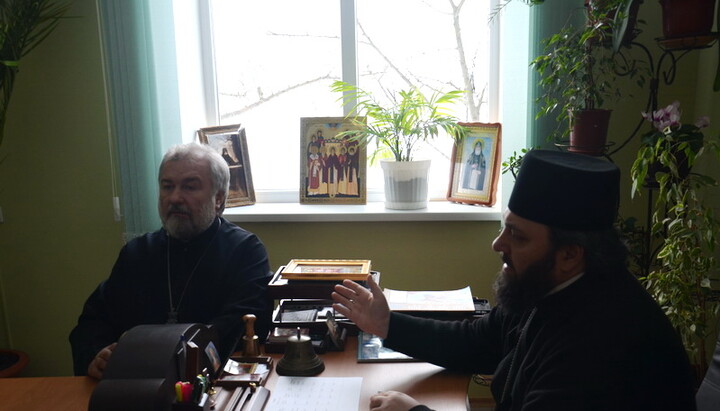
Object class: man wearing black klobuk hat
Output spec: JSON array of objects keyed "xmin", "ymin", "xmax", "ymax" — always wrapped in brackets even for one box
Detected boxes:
[{"xmin": 332, "ymin": 150, "xmax": 697, "ymax": 411}]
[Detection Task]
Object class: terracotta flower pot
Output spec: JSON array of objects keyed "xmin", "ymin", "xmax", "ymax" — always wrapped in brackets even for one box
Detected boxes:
[
  {"xmin": 660, "ymin": 0, "xmax": 716, "ymax": 39},
  {"xmin": 568, "ymin": 109, "xmax": 612, "ymax": 156}
]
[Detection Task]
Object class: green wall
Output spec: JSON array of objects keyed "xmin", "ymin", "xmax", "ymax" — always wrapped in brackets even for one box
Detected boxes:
[
  {"xmin": 241, "ymin": 221, "xmax": 501, "ymax": 297},
  {"xmin": 0, "ymin": 0, "xmax": 717, "ymax": 381},
  {"xmin": 0, "ymin": 0, "xmax": 124, "ymax": 376}
]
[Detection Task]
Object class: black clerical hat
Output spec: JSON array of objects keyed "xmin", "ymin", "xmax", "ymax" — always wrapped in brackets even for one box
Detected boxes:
[{"xmin": 508, "ymin": 150, "xmax": 620, "ymax": 230}]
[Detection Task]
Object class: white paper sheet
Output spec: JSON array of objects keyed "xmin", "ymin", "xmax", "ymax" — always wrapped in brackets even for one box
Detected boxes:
[
  {"xmin": 264, "ymin": 376, "xmax": 362, "ymax": 411},
  {"xmin": 384, "ymin": 286, "xmax": 475, "ymax": 312}
]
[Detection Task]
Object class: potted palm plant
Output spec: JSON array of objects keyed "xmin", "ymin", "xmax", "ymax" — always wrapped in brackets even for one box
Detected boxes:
[
  {"xmin": 331, "ymin": 81, "xmax": 467, "ymax": 209},
  {"xmin": 532, "ymin": 0, "xmax": 642, "ymax": 155}
]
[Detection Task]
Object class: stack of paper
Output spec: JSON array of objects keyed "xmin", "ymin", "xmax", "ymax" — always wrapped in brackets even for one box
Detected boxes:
[{"xmin": 384, "ymin": 286, "xmax": 475, "ymax": 313}]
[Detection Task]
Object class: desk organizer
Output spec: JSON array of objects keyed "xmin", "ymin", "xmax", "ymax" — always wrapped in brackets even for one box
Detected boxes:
[
  {"xmin": 89, "ymin": 324, "xmax": 219, "ymax": 411},
  {"xmin": 272, "ymin": 299, "xmax": 358, "ymax": 336}
]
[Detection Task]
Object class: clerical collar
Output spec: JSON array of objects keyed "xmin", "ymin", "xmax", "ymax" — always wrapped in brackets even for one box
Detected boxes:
[{"xmin": 546, "ymin": 272, "xmax": 585, "ymax": 297}]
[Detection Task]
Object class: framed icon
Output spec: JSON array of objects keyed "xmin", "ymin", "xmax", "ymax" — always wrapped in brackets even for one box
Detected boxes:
[
  {"xmin": 300, "ymin": 117, "xmax": 367, "ymax": 204},
  {"xmin": 447, "ymin": 122, "xmax": 502, "ymax": 206},
  {"xmin": 197, "ymin": 124, "xmax": 256, "ymax": 207},
  {"xmin": 282, "ymin": 259, "xmax": 371, "ymax": 281}
]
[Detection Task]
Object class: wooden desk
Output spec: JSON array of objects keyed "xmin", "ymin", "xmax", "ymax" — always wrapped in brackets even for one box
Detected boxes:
[
  {"xmin": 0, "ymin": 337, "xmax": 470, "ymax": 411},
  {"xmin": 0, "ymin": 376, "xmax": 96, "ymax": 411},
  {"xmin": 264, "ymin": 337, "xmax": 470, "ymax": 411}
]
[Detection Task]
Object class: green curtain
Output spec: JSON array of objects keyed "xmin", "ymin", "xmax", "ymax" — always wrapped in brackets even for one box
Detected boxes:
[
  {"xmin": 97, "ymin": 0, "xmax": 182, "ymax": 239},
  {"xmin": 528, "ymin": 0, "xmax": 585, "ymax": 148}
]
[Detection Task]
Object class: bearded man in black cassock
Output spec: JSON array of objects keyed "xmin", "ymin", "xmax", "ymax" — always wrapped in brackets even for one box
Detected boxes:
[
  {"xmin": 70, "ymin": 143, "xmax": 273, "ymax": 379},
  {"xmin": 332, "ymin": 149, "xmax": 697, "ymax": 411}
]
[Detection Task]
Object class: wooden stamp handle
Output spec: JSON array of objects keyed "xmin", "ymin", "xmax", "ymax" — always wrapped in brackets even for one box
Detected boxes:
[{"xmin": 243, "ymin": 314, "xmax": 256, "ymax": 338}]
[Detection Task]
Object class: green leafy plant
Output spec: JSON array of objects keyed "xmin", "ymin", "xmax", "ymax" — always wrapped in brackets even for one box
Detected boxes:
[
  {"xmin": 331, "ymin": 80, "xmax": 467, "ymax": 162},
  {"xmin": 630, "ymin": 101, "xmax": 720, "ymax": 372},
  {"xmin": 500, "ymin": 147, "xmax": 532, "ymax": 179},
  {"xmin": 0, "ymin": 0, "xmax": 69, "ymax": 148},
  {"xmin": 532, "ymin": 0, "xmax": 644, "ymax": 140}
]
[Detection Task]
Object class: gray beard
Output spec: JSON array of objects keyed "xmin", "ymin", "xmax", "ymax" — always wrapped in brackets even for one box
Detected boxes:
[{"xmin": 163, "ymin": 201, "xmax": 216, "ymax": 241}]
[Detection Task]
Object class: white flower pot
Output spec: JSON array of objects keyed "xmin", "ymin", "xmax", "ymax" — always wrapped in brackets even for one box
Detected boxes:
[{"xmin": 380, "ymin": 159, "xmax": 431, "ymax": 210}]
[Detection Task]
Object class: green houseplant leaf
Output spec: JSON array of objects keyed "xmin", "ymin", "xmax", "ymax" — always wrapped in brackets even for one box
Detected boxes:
[
  {"xmin": 630, "ymin": 102, "xmax": 720, "ymax": 371},
  {"xmin": 331, "ymin": 80, "xmax": 467, "ymax": 162},
  {"xmin": 0, "ymin": 0, "xmax": 69, "ymax": 148}
]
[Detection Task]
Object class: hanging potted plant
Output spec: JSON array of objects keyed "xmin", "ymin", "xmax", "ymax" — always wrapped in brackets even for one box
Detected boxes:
[
  {"xmin": 633, "ymin": 101, "xmax": 705, "ymax": 188},
  {"xmin": 331, "ymin": 81, "xmax": 467, "ymax": 209},
  {"xmin": 659, "ymin": 0, "xmax": 716, "ymax": 40},
  {"xmin": 532, "ymin": 0, "xmax": 642, "ymax": 155}
]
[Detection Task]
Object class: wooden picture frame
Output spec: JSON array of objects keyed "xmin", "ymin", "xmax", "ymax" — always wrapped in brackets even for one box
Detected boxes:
[
  {"xmin": 447, "ymin": 122, "xmax": 502, "ymax": 206},
  {"xmin": 300, "ymin": 117, "xmax": 367, "ymax": 204},
  {"xmin": 282, "ymin": 259, "xmax": 371, "ymax": 281},
  {"xmin": 197, "ymin": 124, "xmax": 256, "ymax": 207}
]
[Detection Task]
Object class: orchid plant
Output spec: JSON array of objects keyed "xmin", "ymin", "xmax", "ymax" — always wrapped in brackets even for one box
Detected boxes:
[
  {"xmin": 632, "ymin": 101, "xmax": 708, "ymax": 193},
  {"xmin": 640, "ymin": 101, "xmax": 708, "ymax": 146},
  {"xmin": 630, "ymin": 101, "xmax": 720, "ymax": 372}
]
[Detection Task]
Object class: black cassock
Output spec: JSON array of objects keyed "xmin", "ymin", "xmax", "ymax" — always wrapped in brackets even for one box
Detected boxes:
[
  {"xmin": 69, "ymin": 217, "xmax": 273, "ymax": 376},
  {"xmin": 385, "ymin": 268, "xmax": 697, "ymax": 411}
]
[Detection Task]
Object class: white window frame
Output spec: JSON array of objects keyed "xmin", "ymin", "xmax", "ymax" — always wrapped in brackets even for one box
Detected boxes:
[{"xmin": 172, "ymin": 0, "xmax": 529, "ymax": 221}]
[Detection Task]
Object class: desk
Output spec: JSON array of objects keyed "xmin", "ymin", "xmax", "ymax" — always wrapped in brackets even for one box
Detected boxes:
[
  {"xmin": 264, "ymin": 336, "xmax": 470, "ymax": 411},
  {"xmin": 0, "ymin": 376, "xmax": 96, "ymax": 410},
  {"xmin": 0, "ymin": 337, "xmax": 470, "ymax": 411}
]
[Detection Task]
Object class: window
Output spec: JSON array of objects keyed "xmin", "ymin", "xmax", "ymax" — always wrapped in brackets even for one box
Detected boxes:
[{"xmin": 202, "ymin": 0, "xmax": 498, "ymax": 202}]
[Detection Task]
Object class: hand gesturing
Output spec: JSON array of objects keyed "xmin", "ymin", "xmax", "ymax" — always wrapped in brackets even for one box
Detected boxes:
[{"xmin": 331, "ymin": 274, "xmax": 390, "ymax": 339}]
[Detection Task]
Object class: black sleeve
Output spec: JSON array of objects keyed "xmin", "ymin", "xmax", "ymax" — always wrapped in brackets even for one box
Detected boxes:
[
  {"xmin": 68, "ymin": 282, "xmax": 114, "ymax": 375},
  {"xmin": 68, "ymin": 245, "xmax": 132, "ymax": 376},
  {"xmin": 409, "ymin": 406, "xmax": 434, "ymax": 411},
  {"xmin": 383, "ymin": 308, "xmax": 507, "ymax": 375},
  {"xmin": 208, "ymin": 231, "xmax": 273, "ymax": 362}
]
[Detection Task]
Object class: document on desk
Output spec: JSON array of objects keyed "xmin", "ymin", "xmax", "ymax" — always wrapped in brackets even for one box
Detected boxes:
[
  {"xmin": 384, "ymin": 286, "xmax": 475, "ymax": 312},
  {"xmin": 264, "ymin": 376, "xmax": 362, "ymax": 411}
]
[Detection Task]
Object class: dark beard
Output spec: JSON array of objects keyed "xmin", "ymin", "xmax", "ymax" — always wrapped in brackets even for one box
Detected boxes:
[{"xmin": 493, "ymin": 250, "xmax": 556, "ymax": 315}]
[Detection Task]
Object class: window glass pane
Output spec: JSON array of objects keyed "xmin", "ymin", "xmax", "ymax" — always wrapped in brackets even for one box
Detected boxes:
[
  {"xmin": 211, "ymin": 0, "xmax": 342, "ymax": 191},
  {"xmin": 356, "ymin": 0, "xmax": 492, "ymax": 196},
  {"xmin": 209, "ymin": 0, "xmax": 493, "ymax": 198}
]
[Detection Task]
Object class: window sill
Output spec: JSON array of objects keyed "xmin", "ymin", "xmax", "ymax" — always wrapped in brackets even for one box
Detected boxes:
[{"xmin": 223, "ymin": 200, "xmax": 502, "ymax": 223}]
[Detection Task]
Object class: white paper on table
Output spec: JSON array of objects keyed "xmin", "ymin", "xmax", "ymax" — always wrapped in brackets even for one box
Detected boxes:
[
  {"xmin": 384, "ymin": 286, "xmax": 475, "ymax": 312},
  {"xmin": 264, "ymin": 376, "xmax": 363, "ymax": 411}
]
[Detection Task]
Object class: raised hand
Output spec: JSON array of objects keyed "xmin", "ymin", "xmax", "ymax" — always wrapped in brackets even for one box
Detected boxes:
[{"xmin": 331, "ymin": 274, "xmax": 391, "ymax": 339}]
